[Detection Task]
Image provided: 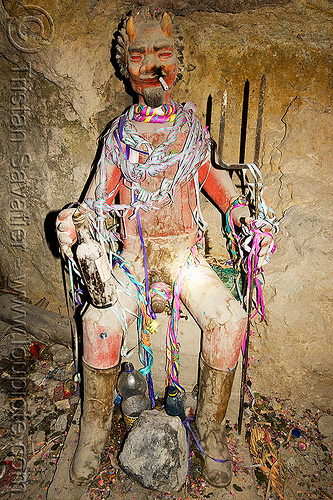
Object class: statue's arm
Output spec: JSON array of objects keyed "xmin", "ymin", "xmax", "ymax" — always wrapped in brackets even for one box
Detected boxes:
[
  {"xmin": 56, "ymin": 161, "xmax": 122, "ymax": 259},
  {"xmin": 83, "ymin": 161, "xmax": 122, "ymax": 207},
  {"xmin": 198, "ymin": 159, "xmax": 274, "ymax": 259},
  {"xmin": 198, "ymin": 159, "xmax": 250, "ymax": 226}
]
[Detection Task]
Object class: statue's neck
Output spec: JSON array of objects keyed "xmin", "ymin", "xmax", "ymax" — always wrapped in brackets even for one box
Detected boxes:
[{"xmin": 138, "ymin": 89, "xmax": 173, "ymax": 107}]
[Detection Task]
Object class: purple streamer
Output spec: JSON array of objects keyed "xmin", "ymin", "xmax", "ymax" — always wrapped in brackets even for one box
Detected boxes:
[{"xmin": 183, "ymin": 419, "xmax": 232, "ymax": 464}]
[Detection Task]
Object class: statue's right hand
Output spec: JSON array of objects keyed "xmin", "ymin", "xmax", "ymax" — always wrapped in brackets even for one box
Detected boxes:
[{"xmin": 56, "ymin": 207, "xmax": 79, "ymax": 259}]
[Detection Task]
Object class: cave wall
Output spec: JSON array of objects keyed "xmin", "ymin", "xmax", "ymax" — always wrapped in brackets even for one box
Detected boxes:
[{"xmin": 0, "ymin": 0, "xmax": 332, "ymax": 407}]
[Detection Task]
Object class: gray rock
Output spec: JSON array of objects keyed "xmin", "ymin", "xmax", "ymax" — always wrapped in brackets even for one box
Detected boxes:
[
  {"xmin": 32, "ymin": 430, "xmax": 46, "ymax": 446},
  {"xmin": 119, "ymin": 409, "xmax": 188, "ymax": 492},
  {"xmin": 54, "ymin": 413, "xmax": 68, "ymax": 432},
  {"xmin": 318, "ymin": 414, "xmax": 333, "ymax": 439},
  {"xmin": 49, "ymin": 344, "xmax": 73, "ymax": 365}
]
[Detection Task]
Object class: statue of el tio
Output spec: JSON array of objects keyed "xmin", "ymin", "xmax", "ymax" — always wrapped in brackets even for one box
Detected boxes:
[{"xmin": 56, "ymin": 9, "xmax": 273, "ymax": 489}]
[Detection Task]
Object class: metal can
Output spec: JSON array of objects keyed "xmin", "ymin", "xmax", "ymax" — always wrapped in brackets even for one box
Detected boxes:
[
  {"xmin": 53, "ymin": 379, "xmax": 78, "ymax": 402},
  {"xmin": 64, "ymin": 379, "xmax": 78, "ymax": 397},
  {"xmin": 29, "ymin": 342, "xmax": 50, "ymax": 360}
]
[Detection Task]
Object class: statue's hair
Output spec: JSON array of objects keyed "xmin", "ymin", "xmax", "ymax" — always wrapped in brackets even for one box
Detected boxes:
[{"xmin": 115, "ymin": 7, "xmax": 184, "ymax": 83}]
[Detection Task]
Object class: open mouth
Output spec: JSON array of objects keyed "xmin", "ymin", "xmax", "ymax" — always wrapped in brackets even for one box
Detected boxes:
[
  {"xmin": 139, "ymin": 72, "xmax": 169, "ymax": 91},
  {"xmin": 139, "ymin": 76, "xmax": 159, "ymax": 82}
]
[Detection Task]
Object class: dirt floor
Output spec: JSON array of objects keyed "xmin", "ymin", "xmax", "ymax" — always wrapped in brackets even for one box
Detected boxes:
[{"xmin": 0, "ymin": 319, "xmax": 332, "ymax": 500}]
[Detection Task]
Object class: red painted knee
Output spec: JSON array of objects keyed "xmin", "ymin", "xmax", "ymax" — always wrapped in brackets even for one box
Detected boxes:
[
  {"xmin": 201, "ymin": 314, "xmax": 247, "ymax": 371},
  {"xmin": 180, "ymin": 257, "xmax": 248, "ymax": 370},
  {"xmin": 82, "ymin": 305, "xmax": 124, "ymax": 369}
]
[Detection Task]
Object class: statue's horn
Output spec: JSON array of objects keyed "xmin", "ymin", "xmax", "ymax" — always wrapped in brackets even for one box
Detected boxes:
[
  {"xmin": 126, "ymin": 16, "xmax": 136, "ymax": 42},
  {"xmin": 161, "ymin": 12, "xmax": 172, "ymax": 38}
]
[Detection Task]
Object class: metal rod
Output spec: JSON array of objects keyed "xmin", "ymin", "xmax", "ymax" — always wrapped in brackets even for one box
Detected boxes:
[
  {"xmin": 237, "ymin": 75, "xmax": 266, "ymax": 433},
  {"xmin": 239, "ymin": 80, "xmax": 250, "ymax": 165},
  {"xmin": 254, "ymin": 74, "xmax": 266, "ymax": 168},
  {"xmin": 218, "ymin": 90, "xmax": 227, "ymax": 164},
  {"xmin": 211, "ymin": 139, "xmax": 249, "ymax": 170},
  {"xmin": 238, "ymin": 80, "xmax": 250, "ymax": 191},
  {"xmin": 238, "ymin": 264, "xmax": 255, "ymax": 432},
  {"xmin": 206, "ymin": 94, "xmax": 212, "ymax": 133}
]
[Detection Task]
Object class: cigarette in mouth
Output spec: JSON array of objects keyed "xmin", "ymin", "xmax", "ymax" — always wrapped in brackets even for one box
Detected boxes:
[{"xmin": 158, "ymin": 76, "xmax": 169, "ymax": 91}]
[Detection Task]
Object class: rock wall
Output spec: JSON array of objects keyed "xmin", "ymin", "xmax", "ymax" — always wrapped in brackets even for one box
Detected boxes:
[{"xmin": 0, "ymin": 0, "xmax": 332, "ymax": 407}]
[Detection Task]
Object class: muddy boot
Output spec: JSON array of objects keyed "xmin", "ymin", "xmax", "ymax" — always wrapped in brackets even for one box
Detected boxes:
[
  {"xmin": 195, "ymin": 356, "xmax": 236, "ymax": 488},
  {"xmin": 70, "ymin": 360, "xmax": 120, "ymax": 485}
]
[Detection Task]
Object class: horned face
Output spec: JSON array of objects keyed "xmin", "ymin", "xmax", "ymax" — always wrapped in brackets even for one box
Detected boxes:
[{"xmin": 115, "ymin": 10, "xmax": 184, "ymax": 106}]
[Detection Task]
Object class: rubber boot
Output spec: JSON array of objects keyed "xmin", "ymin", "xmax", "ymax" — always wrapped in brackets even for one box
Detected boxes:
[
  {"xmin": 195, "ymin": 356, "xmax": 236, "ymax": 488},
  {"xmin": 70, "ymin": 360, "xmax": 120, "ymax": 485}
]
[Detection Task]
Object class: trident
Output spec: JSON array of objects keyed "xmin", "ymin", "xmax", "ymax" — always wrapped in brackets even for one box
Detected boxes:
[{"xmin": 206, "ymin": 74, "xmax": 266, "ymax": 433}]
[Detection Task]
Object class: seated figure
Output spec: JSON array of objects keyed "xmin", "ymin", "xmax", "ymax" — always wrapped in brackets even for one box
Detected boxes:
[{"xmin": 56, "ymin": 9, "xmax": 273, "ymax": 489}]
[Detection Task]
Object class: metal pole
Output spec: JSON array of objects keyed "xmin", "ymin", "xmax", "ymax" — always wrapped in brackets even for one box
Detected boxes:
[{"xmin": 238, "ymin": 75, "xmax": 266, "ymax": 433}]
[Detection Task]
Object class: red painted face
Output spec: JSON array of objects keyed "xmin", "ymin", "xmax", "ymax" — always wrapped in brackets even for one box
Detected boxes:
[{"xmin": 127, "ymin": 22, "xmax": 178, "ymax": 106}]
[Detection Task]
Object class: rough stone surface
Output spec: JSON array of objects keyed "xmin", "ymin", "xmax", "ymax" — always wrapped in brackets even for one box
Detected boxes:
[
  {"xmin": 251, "ymin": 96, "xmax": 333, "ymax": 408},
  {"xmin": 132, "ymin": 0, "xmax": 289, "ymax": 15},
  {"xmin": 118, "ymin": 409, "xmax": 188, "ymax": 491},
  {"xmin": 0, "ymin": 0, "xmax": 332, "ymax": 410}
]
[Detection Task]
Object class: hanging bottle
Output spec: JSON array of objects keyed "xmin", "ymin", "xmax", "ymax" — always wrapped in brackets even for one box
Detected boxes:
[
  {"xmin": 117, "ymin": 362, "xmax": 147, "ymax": 399},
  {"xmin": 72, "ymin": 209, "xmax": 117, "ymax": 308},
  {"xmin": 165, "ymin": 385, "xmax": 186, "ymax": 422}
]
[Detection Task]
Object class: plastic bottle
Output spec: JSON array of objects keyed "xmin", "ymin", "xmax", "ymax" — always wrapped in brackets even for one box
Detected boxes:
[
  {"xmin": 121, "ymin": 394, "xmax": 151, "ymax": 430},
  {"xmin": 117, "ymin": 362, "xmax": 147, "ymax": 399},
  {"xmin": 72, "ymin": 209, "xmax": 117, "ymax": 308},
  {"xmin": 165, "ymin": 385, "xmax": 186, "ymax": 422}
]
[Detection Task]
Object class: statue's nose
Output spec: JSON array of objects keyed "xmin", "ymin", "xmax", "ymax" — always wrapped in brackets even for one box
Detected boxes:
[{"xmin": 140, "ymin": 53, "xmax": 160, "ymax": 74}]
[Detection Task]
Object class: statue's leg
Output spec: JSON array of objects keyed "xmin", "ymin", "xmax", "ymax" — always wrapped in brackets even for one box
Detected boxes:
[
  {"xmin": 70, "ymin": 266, "xmax": 138, "ymax": 485},
  {"xmin": 180, "ymin": 257, "xmax": 247, "ymax": 488},
  {"xmin": 70, "ymin": 359, "xmax": 120, "ymax": 485}
]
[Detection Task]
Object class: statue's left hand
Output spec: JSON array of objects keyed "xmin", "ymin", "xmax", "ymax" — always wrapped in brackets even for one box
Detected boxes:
[
  {"xmin": 244, "ymin": 217, "xmax": 275, "ymax": 266},
  {"xmin": 56, "ymin": 207, "xmax": 79, "ymax": 259}
]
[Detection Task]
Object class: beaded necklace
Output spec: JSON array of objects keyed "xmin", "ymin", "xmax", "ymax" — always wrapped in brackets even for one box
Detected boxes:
[{"xmin": 130, "ymin": 101, "xmax": 177, "ymax": 123}]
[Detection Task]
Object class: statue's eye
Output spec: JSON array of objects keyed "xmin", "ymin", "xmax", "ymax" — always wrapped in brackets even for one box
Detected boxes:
[
  {"xmin": 158, "ymin": 51, "xmax": 173, "ymax": 61},
  {"xmin": 130, "ymin": 54, "xmax": 143, "ymax": 62}
]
